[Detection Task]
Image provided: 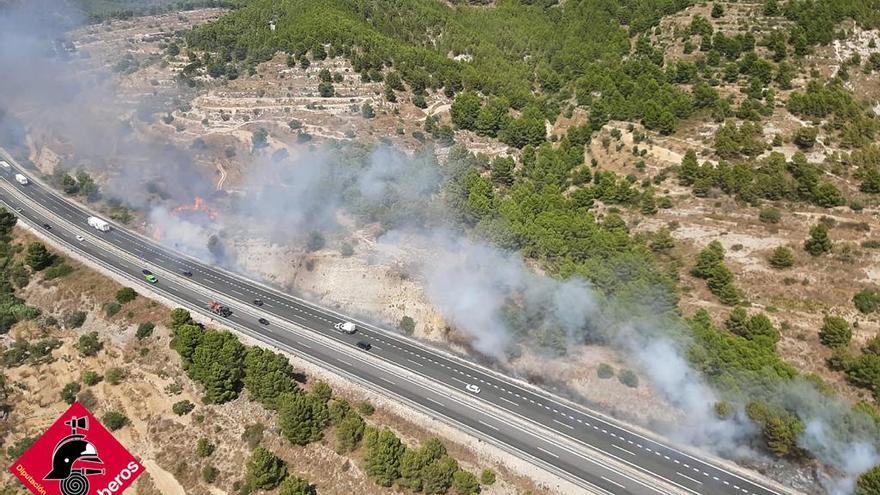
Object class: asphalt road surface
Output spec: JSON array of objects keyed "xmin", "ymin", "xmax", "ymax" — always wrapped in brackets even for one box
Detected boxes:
[{"xmin": 0, "ymin": 157, "xmax": 790, "ymax": 495}]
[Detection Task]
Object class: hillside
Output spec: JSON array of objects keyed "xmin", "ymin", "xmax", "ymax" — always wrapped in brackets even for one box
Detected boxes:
[{"xmin": 3, "ymin": 0, "xmax": 880, "ymax": 493}]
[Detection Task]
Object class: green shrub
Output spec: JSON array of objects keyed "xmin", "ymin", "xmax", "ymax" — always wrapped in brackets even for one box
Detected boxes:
[
  {"xmin": 6, "ymin": 436, "xmax": 37, "ymax": 460},
  {"xmin": 399, "ymin": 316, "xmax": 416, "ymax": 335},
  {"xmin": 172, "ymin": 400, "xmax": 195, "ymax": 416},
  {"xmin": 102, "ymin": 411, "xmax": 128, "ymax": 431},
  {"xmin": 768, "ymin": 246, "xmax": 794, "ymax": 269},
  {"xmin": 246, "ymin": 447, "xmax": 287, "ymax": 490},
  {"xmin": 136, "ymin": 322, "xmax": 155, "ymax": 340},
  {"xmin": 115, "ymin": 287, "xmax": 137, "ymax": 304},
  {"xmin": 242, "ymin": 423, "xmax": 265, "ymax": 449},
  {"xmin": 105, "ymin": 367, "xmax": 125, "ymax": 385},
  {"xmin": 854, "ymin": 289, "xmax": 880, "ymax": 314},
  {"xmin": 43, "ymin": 262, "xmax": 74, "ymax": 280},
  {"xmin": 61, "ymin": 382, "xmax": 81, "ymax": 404},
  {"xmin": 202, "ymin": 465, "xmax": 219, "ymax": 483},
  {"xmin": 618, "ymin": 369, "xmax": 639, "ymax": 388},
  {"xmin": 758, "ymin": 207, "xmax": 781, "ymax": 224},
  {"xmin": 306, "ymin": 231, "xmax": 326, "ymax": 252},
  {"xmin": 104, "ymin": 302, "xmax": 122, "ymax": 317},
  {"xmin": 819, "ymin": 316, "xmax": 851, "ymax": 348},
  {"xmin": 196, "ymin": 437, "xmax": 215, "ymax": 458},
  {"xmin": 64, "ymin": 311, "xmax": 87, "ymax": 329},
  {"xmin": 480, "ymin": 468, "xmax": 496, "ymax": 485},
  {"xmin": 76, "ymin": 332, "xmax": 102, "ymax": 356},
  {"xmin": 82, "ymin": 370, "xmax": 101, "ymax": 386},
  {"xmin": 597, "ymin": 363, "xmax": 615, "ymax": 379},
  {"xmin": 278, "ymin": 475, "xmax": 313, "ymax": 495},
  {"xmin": 357, "ymin": 401, "xmax": 375, "ymax": 416}
]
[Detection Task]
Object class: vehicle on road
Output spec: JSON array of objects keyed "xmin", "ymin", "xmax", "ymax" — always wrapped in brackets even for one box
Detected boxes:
[
  {"xmin": 208, "ymin": 301, "xmax": 233, "ymax": 317},
  {"xmin": 0, "ymin": 160, "xmax": 10, "ymax": 171},
  {"xmin": 334, "ymin": 321, "xmax": 357, "ymax": 334},
  {"xmin": 181, "ymin": 270, "xmax": 193, "ymax": 277},
  {"xmin": 87, "ymin": 216, "xmax": 111, "ymax": 232},
  {"xmin": 13, "ymin": 207, "xmax": 21, "ymax": 212},
  {"xmin": 41, "ymin": 223, "xmax": 51, "ymax": 230},
  {"xmin": 465, "ymin": 384, "xmax": 481, "ymax": 394},
  {"xmin": 258, "ymin": 318, "xmax": 269, "ymax": 325},
  {"xmin": 144, "ymin": 274, "xmax": 158, "ymax": 284},
  {"xmin": 356, "ymin": 341, "xmax": 372, "ymax": 351},
  {"xmin": 14, "ymin": 173, "xmax": 28, "ymax": 185},
  {"xmin": 142, "ymin": 269, "xmax": 152, "ymax": 275},
  {"xmin": 75, "ymin": 235, "xmax": 84, "ymax": 242},
  {"xmin": 253, "ymin": 299, "xmax": 264, "ymax": 306}
]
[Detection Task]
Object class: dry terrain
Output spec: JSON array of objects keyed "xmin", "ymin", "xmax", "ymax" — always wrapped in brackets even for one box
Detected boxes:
[{"xmin": 0, "ymin": 227, "xmax": 543, "ymax": 495}]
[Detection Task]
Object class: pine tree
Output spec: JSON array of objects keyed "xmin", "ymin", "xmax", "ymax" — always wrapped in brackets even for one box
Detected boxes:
[
  {"xmin": 364, "ymin": 429, "xmax": 406, "ymax": 486},
  {"xmin": 246, "ymin": 447, "xmax": 287, "ymax": 490},
  {"xmin": 804, "ymin": 223, "xmax": 832, "ymax": 256},
  {"xmin": 244, "ymin": 347, "xmax": 297, "ymax": 408}
]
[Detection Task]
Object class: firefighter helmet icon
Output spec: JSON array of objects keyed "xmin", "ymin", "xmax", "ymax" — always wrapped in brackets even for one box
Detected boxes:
[{"xmin": 44, "ymin": 416, "xmax": 105, "ymax": 495}]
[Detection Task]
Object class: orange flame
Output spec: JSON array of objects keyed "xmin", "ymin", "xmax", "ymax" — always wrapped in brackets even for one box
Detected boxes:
[{"xmin": 171, "ymin": 196, "xmax": 218, "ymax": 221}]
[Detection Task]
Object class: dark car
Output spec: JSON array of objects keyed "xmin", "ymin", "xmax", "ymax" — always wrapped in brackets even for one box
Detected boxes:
[
  {"xmin": 258, "ymin": 318, "xmax": 269, "ymax": 325},
  {"xmin": 253, "ymin": 299, "xmax": 264, "ymax": 306},
  {"xmin": 181, "ymin": 270, "xmax": 193, "ymax": 277},
  {"xmin": 142, "ymin": 269, "xmax": 152, "ymax": 276},
  {"xmin": 41, "ymin": 223, "xmax": 51, "ymax": 230},
  {"xmin": 356, "ymin": 341, "xmax": 372, "ymax": 351}
]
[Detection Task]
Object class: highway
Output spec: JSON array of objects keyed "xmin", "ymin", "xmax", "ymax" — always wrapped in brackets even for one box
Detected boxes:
[{"xmin": 0, "ymin": 153, "xmax": 792, "ymax": 495}]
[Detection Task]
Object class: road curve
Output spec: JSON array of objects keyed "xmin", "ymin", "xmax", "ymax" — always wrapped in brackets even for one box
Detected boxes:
[{"xmin": 0, "ymin": 152, "xmax": 794, "ymax": 495}]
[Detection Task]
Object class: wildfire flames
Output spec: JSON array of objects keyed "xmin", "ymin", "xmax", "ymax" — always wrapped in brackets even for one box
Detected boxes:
[
  {"xmin": 150, "ymin": 196, "xmax": 218, "ymax": 242},
  {"xmin": 171, "ymin": 196, "xmax": 218, "ymax": 221}
]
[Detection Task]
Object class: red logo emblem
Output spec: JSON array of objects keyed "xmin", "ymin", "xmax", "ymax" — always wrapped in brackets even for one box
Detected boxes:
[{"xmin": 8, "ymin": 402, "xmax": 144, "ymax": 495}]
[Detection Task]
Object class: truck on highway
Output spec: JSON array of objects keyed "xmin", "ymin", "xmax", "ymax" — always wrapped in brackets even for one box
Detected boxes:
[
  {"xmin": 14, "ymin": 174, "xmax": 28, "ymax": 185},
  {"xmin": 334, "ymin": 321, "xmax": 357, "ymax": 334},
  {"xmin": 208, "ymin": 301, "xmax": 233, "ymax": 318},
  {"xmin": 87, "ymin": 216, "xmax": 111, "ymax": 232}
]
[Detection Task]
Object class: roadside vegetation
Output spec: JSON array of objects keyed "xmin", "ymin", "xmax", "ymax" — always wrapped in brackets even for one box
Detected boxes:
[{"xmin": 168, "ymin": 307, "xmax": 487, "ymax": 495}]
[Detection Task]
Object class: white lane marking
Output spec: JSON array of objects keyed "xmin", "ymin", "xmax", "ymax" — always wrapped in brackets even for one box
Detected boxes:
[
  {"xmin": 552, "ymin": 419, "xmax": 574, "ymax": 430},
  {"xmin": 535, "ymin": 446, "xmax": 559, "ymax": 459},
  {"xmin": 425, "ymin": 397, "xmax": 445, "ymax": 408},
  {"xmin": 478, "ymin": 420, "xmax": 499, "ymax": 431},
  {"xmin": 337, "ymin": 359, "xmax": 353, "ymax": 367},
  {"xmin": 612, "ymin": 444, "xmax": 636, "ymax": 456},
  {"xmin": 601, "ymin": 476, "xmax": 626, "ymax": 490},
  {"xmin": 676, "ymin": 472, "xmax": 704, "ymax": 485},
  {"xmin": 406, "ymin": 358, "xmax": 424, "ymax": 367},
  {"xmin": 449, "ymin": 376, "xmax": 469, "ymax": 386},
  {"xmin": 298, "ymin": 342, "xmax": 311, "ymax": 349},
  {"xmin": 378, "ymin": 376, "xmax": 395, "ymax": 386},
  {"xmin": 498, "ymin": 396, "xmax": 519, "ymax": 407}
]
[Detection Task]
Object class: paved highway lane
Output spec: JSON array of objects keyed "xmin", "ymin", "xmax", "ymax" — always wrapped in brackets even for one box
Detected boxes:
[{"xmin": 0, "ymin": 160, "xmax": 793, "ymax": 495}]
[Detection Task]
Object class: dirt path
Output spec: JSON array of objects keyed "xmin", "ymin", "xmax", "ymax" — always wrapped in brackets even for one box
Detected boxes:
[
  {"xmin": 142, "ymin": 459, "xmax": 186, "ymax": 495},
  {"xmin": 216, "ymin": 161, "xmax": 227, "ymax": 191}
]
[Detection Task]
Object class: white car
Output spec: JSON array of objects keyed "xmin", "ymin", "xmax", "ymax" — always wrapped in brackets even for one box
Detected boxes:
[
  {"xmin": 76, "ymin": 235, "xmax": 85, "ymax": 242},
  {"xmin": 465, "ymin": 384, "xmax": 481, "ymax": 394}
]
